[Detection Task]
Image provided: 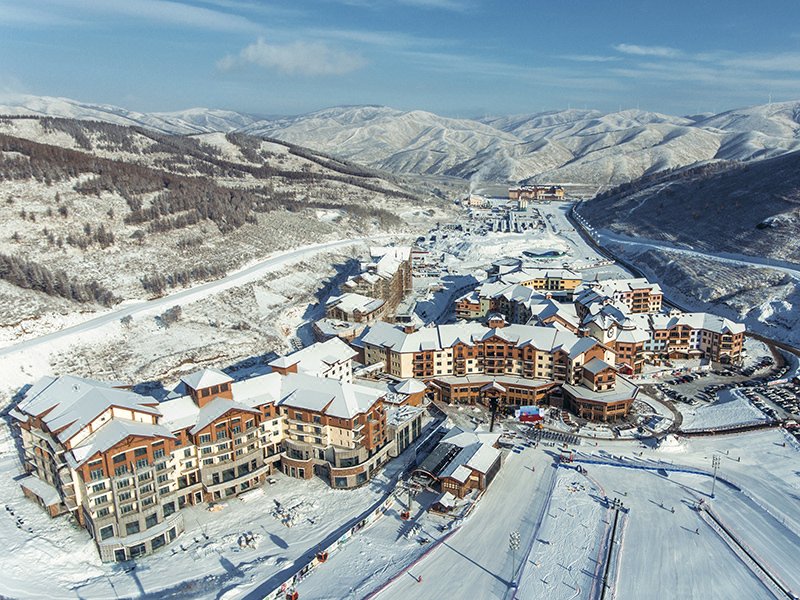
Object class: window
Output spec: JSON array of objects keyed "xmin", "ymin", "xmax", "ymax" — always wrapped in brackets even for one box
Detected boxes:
[
  {"xmin": 155, "ymin": 462, "xmax": 166, "ymax": 472},
  {"xmin": 142, "ymin": 497, "xmax": 155, "ymax": 507},
  {"xmin": 334, "ymin": 477, "xmax": 348, "ymax": 488},
  {"xmin": 121, "ymin": 504, "xmax": 135, "ymax": 515},
  {"xmin": 184, "ymin": 448, "xmax": 192, "ymax": 458},
  {"xmin": 136, "ymin": 458, "xmax": 148, "ymax": 469},
  {"xmin": 97, "ymin": 507, "xmax": 111, "ymax": 518},
  {"xmin": 151, "ymin": 534, "xmax": 165, "ymax": 550},
  {"xmin": 154, "ymin": 448, "xmax": 165, "ymax": 460},
  {"xmin": 245, "ymin": 419, "xmax": 254, "ymax": 430},
  {"xmin": 140, "ymin": 483, "xmax": 153, "ymax": 494},
  {"xmin": 90, "ymin": 469, "xmax": 104, "ymax": 481},
  {"xmin": 114, "ymin": 465, "xmax": 129, "ymax": 477},
  {"xmin": 159, "ymin": 486, "xmax": 170, "ymax": 495},
  {"xmin": 203, "ymin": 458, "xmax": 213, "ymax": 465},
  {"xmin": 295, "ymin": 412, "xmax": 303, "ymax": 420},
  {"xmin": 157, "ymin": 473, "xmax": 169, "ymax": 484},
  {"xmin": 231, "ymin": 425, "xmax": 241, "ymax": 435},
  {"xmin": 113, "ymin": 452, "xmax": 126, "ymax": 464},
  {"xmin": 100, "ymin": 525, "xmax": 114, "ymax": 540},
  {"xmin": 92, "ymin": 482, "xmax": 106, "ymax": 493},
  {"xmin": 145, "ymin": 513, "xmax": 158, "ymax": 529},
  {"xmin": 162, "ymin": 501, "xmax": 175, "ymax": 516},
  {"xmin": 199, "ymin": 434, "xmax": 211, "ymax": 444},
  {"xmin": 126, "ymin": 521, "xmax": 141, "ymax": 535},
  {"xmin": 134, "ymin": 447, "xmax": 147, "ymax": 457},
  {"xmin": 94, "ymin": 494, "xmax": 108, "ymax": 505},
  {"xmin": 118, "ymin": 490, "xmax": 132, "ymax": 501},
  {"xmin": 130, "ymin": 543, "xmax": 146, "ymax": 558},
  {"xmin": 138, "ymin": 472, "xmax": 152, "ymax": 482},
  {"xmin": 217, "ymin": 430, "xmax": 229, "ymax": 440},
  {"xmin": 184, "ymin": 461, "xmax": 193, "ymax": 468},
  {"xmin": 202, "ymin": 447, "xmax": 212, "ymax": 455},
  {"xmin": 116, "ymin": 478, "xmax": 130, "ymax": 489}
]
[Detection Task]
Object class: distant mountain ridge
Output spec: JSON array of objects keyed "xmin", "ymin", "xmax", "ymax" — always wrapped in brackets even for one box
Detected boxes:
[{"xmin": 2, "ymin": 94, "xmax": 800, "ymax": 186}]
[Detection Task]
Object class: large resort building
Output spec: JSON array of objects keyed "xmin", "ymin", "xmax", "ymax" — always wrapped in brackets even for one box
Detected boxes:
[
  {"xmin": 10, "ymin": 338, "xmax": 423, "ymax": 562},
  {"xmin": 357, "ymin": 320, "xmax": 638, "ymax": 420}
]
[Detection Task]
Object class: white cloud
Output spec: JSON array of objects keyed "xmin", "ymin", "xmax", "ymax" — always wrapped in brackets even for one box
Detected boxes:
[
  {"xmin": 15, "ymin": 0, "xmax": 263, "ymax": 33},
  {"xmin": 613, "ymin": 43, "xmax": 681, "ymax": 58},
  {"xmin": 559, "ymin": 54, "xmax": 620, "ymax": 63},
  {"xmin": 218, "ymin": 38, "xmax": 367, "ymax": 76}
]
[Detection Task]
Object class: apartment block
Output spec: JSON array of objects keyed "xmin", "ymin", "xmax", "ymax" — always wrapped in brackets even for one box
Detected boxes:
[{"xmin": 11, "ymin": 344, "xmax": 420, "ymax": 562}]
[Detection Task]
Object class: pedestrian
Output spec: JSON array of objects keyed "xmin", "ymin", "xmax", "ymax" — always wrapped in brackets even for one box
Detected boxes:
[
  {"xmin": 695, "ymin": 528, "xmax": 699, "ymax": 535},
  {"xmin": 418, "ymin": 575, "xmax": 423, "ymax": 583}
]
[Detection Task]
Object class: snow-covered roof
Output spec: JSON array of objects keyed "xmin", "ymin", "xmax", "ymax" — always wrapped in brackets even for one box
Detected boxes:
[
  {"xmin": 158, "ymin": 395, "xmax": 199, "ymax": 432},
  {"xmin": 19, "ymin": 475, "xmax": 61, "ymax": 507},
  {"xmin": 568, "ymin": 336, "xmax": 601, "ymax": 359},
  {"xmin": 16, "ymin": 375, "xmax": 160, "ymax": 444},
  {"xmin": 277, "ymin": 373, "xmax": 384, "ymax": 419},
  {"xmin": 361, "ymin": 321, "xmax": 582, "ymax": 355},
  {"xmin": 587, "ymin": 278, "xmax": 662, "ymax": 297},
  {"xmin": 441, "ymin": 426, "xmax": 500, "ymax": 449},
  {"xmin": 326, "ymin": 292, "xmax": 385, "ymax": 315},
  {"xmin": 435, "ymin": 491, "xmax": 457, "ymax": 509},
  {"xmin": 500, "ymin": 267, "xmax": 581, "ymax": 285},
  {"xmin": 466, "ymin": 444, "xmax": 501, "ymax": 474},
  {"xmin": 447, "ymin": 464, "xmax": 472, "ymax": 483},
  {"xmin": 181, "ymin": 368, "xmax": 233, "ymax": 391},
  {"xmin": 269, "ymin": 338, "xmax": 357, "ymax": 376},
  {"xmin": 583, "ymin": 358, "xmax": 615, "ymax": 375},
  {"xmin": 562, "ymin": 376, "xmax": 639, "ymax": 404},
  {"xmin": 386, "ymin": 405, "xmax": 425, "ymax": 427},
  {"xmin": 68, "ymin": 419, "xmax": 176, "ymax": 468},
  {"xmin": 189, "ymin": 397, "xmax": 260, "ymax": 435},
  {"xmin": 393, "ymin": 378, "xmax": 427, "ymax": 395}
]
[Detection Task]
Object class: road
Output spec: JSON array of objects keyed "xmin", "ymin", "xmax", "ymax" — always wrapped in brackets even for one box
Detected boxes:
[
  {"xmin": 0, "ymin": 238, "xmax": 368, "ymax": 359},
  {"xmin": 570, "ymin": 205, "xmax": 800, "ymax": 280},
  {"xmin": 376, "ymin": 444, "xmax": 558, "ymax": 600}
]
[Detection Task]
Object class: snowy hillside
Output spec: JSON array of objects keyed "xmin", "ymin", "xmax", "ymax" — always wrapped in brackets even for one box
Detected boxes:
[
  {"xmin": 0, "ymin": 115, "xmax": 448, "ymax": 333},
  {"xmin": 2, "ymin": 95, "xmax": 800, "ymax": 186}
]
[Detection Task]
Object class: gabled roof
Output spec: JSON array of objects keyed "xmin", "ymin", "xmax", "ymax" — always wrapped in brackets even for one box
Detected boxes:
[
  {"xmin": 394, "ymin": 378, "xmax": 427, "ymax": 395},
  {"xmin": 189, "ymin": 397, "xmax": 260, "ymax": 435},
  {"xmin": 16, "ymin": 375, "xmax": 160, "ymax": 444},
  {"xmin": 583, "ymin": 357, "xmax": 615, "ymax": 375},
  {"xmin": 278, "ymin": 373, "xmax": 384, "ymax": 419},
  {"xmin": 67, "ymin": 419, "xmax": 176, "ymax": 468},
  {"xmin": 568, "ymin": 336, "xmax": 601, "ymax": 359},
  {"xmin": 268, "ymin": 338, "xmax": 357, "ymax": 377},
  {"xmin": 181, "ymin": 368, "xmax": 233, "ymax": 391}
]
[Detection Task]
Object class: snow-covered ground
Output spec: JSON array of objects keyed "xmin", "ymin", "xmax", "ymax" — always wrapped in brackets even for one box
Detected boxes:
[
  {"xmin": 516, "ymin": 469, "xmax": 609, "ymax": 600},
  {"xmin": 0, "ymin": 426, "xmax": 404, "ymax": 600},
  {"xmin": 679, "ymin": 388, "xmax": 770, "ymax": 432}
]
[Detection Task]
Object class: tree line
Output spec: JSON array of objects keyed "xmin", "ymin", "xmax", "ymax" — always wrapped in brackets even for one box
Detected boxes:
[{"xmin": 0, "ymin": 253, "xmax": 118, "ymax": 306}]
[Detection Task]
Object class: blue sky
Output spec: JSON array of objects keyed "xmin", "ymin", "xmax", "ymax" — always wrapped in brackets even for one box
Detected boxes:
[{"xmin": 2, "ymin": 0, "xmax": 800, "ymax": 117}]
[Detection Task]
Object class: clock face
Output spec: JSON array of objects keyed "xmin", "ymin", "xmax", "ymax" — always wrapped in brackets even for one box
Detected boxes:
[{"xmin": 608, "ymin": 326, "xmax": 617, "ymax": 338}]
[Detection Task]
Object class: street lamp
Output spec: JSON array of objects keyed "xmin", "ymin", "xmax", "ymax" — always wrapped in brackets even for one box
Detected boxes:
[
  {"xmin": 509, "ymin": 530, "xmax": 521, "ymax": 583},
  {"xmin": 711, "ymin": 455, "xmax": 721, "ymax": 498}
]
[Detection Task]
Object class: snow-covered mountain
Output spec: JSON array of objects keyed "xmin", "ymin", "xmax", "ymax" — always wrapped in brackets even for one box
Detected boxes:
[
  {"xmin": 243, "ymin": 102, "xmax": 800, "ymax": 185},
  {"xmin": 2, "ymin": 94, "xmax": 800, "ymax": 186},
  {"xmin": 0, "ymin": 94, "xmax": 259, "ymax": 134}
]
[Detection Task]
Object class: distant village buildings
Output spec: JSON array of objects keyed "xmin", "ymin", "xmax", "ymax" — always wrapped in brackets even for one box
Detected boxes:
[{"xmin": 508, "ymin": 185, "xmax": 565, "ymax": 206}]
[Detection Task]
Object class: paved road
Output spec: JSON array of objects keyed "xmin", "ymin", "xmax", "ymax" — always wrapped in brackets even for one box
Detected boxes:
[
  {"xmin": 376, "ymin": 445, "xmax": 558, "ymax": 600},
  {"xmin": 594, "ymin": 228, "xmax": 800, "ymax": 280},
  {"xmin": 0, "ymin": 238, "xmax": 368, "ymax": 359}
]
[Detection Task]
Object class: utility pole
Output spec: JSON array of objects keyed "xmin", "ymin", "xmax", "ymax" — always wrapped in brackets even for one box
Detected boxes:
[
  {"xmin": 509, "ymin": 530, "xmax": 521, "ymax": 584},
  {"xmin": 711, "ymin": 455, "xmax": 721, "ymax": 498}
]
